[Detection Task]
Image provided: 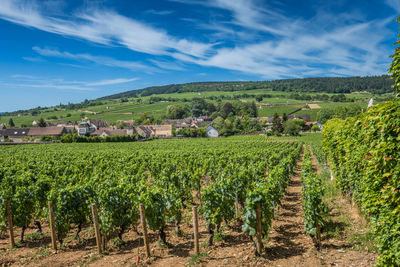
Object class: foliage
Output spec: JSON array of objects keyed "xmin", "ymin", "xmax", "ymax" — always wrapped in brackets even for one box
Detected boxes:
[
  {"xmin": 322, "ymin": 100, "xmax": 400, "ymax": 266},
  {"xmin": 39, "ymin": 135, "xmax": 55, "ymax": 142},
  {"xmin": 8, "ymin": 118, "xmax": 14, "ymax": 127},
  {"xmin": 301, "ymin": 148, "xmax": 328, "ymax": 240},
  {"xmin": 176, "ymin": 127, "xmax": 206, "ymax": 137},
  {"xmin": 389, "ymin": 16, "xmax": 400, "ymax": 96},
  {"xmin": 316, "ymin": 104, "xmax": 362, "ymax": 124},
  {"xmin": 166, "ymin": 105, "xmax": 187, "ymax": 119},
  {"xmin": 0, "ymin": 136, "xmax": 301, "ymax": 252},
  {"xmin": 38, "ymin": 118, "xmax": 46, "ymax": 127},
  {"xmin": 271, "ymin": 113, "xmax": 283, "ymax": 135},
  {"xmin": 311, "ymin": 125, "xmax": 320, "ymax": 132},
  {"xmin": 283, "ymin": 119, "xmax": 304, "ymax": 136},
  {"xmin": 99, "ymin": 75, "xmax": 394, "ymax": 100}
]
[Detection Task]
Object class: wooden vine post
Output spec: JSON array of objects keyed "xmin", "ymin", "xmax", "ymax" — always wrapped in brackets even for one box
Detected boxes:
[
  {"xmin": 255, "ymin": 203, "xmax": 263, "ymax": 255},
  {"xmin": 139, "ymin": 204, "xmax": 150, "ymax": 258},
  {"xmin": 91, "ymin": 204, "xmax": 103, "ymax": 254},
  {"xmin": 192, "ymin": 206, "xmax": 199, "ymax": 255},
  {"xmin": 48, "ymin": 201, "xmax": 57, "ymax": 250},
  {"xmin": 5, "ymin": 200, "xmax": 15, "ymax": 249},
  {"xmin": 316, "ymin": 223, "xmax": 321, "ymax": 250}
]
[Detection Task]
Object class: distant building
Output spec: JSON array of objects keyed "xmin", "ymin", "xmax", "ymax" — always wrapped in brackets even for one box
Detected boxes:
[
  {"xmin": 88, "ymin": 119, "xmax": 108, "ymax": 129},
  {"xmin": 27, "ymin": 126, "xmax": 67, "ymax": 139},
  {"xmin": 32, "ymin": 120, "xmax": 40, "ymax": 126},
  {"xmin": 206, "ymin": 126, "xmax": 219, "ymax": 138},
  {"xmin": 140, "ymin": 125, "xmax": 173, "ymax": 138},
  {"xmin": 0, "ymin": 124, "xmax": 6, "ymax": 130},
  {"xmin": 93, "ymin": 128, "xmax": 132, "ymax": 137},
  {"xmin": 135, "ymin": 126, "xmax": 152, "ymax": 138},
  {"xmin": 78, "ymin": 122, "xmax": 96, "ymax": 136},
  {"xmin": 0, "ymin": 128, "xmax": 29, "ymax": 142}
]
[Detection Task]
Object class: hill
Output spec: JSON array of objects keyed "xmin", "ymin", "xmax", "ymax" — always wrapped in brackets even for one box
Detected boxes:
[{"xmin": 98, "ymin": 75, "xmax": 393, "ymax": 100}]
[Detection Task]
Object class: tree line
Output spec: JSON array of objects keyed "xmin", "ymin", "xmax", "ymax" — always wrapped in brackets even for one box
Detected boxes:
[{"xmin": 99, "ymin": 75, "xmax": 394, "ymax": 100}]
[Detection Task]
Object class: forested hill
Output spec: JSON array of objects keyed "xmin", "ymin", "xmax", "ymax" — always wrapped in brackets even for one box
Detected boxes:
[{"xmin": 99, "ymin": 75, "xmax": 393, "ymax": 100}]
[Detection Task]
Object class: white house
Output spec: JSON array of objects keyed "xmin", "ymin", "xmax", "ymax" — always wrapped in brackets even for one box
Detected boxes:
[
  {"xmin": 206, "ymin": 126, "xmax": 218, "ymax": 138},
  {"xmin": 77, "ymin": 122, "xmax": 96, "ymax": 136}
]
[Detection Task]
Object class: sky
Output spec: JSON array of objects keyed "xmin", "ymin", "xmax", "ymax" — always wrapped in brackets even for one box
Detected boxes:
[{"xmin": 0, "ymin": 0, "xmax": 399, "ymax": 112}]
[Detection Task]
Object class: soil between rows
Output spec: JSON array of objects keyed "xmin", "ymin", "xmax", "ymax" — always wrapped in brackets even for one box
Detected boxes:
[{"xmin": 0, "ymin": 147, "xmax": 376, "ymax": 266}]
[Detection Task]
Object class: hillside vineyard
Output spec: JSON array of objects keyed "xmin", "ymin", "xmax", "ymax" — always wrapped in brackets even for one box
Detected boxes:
[{"xmin": 0, "ymin": 136, "xmax": 301, "ymax": 253}]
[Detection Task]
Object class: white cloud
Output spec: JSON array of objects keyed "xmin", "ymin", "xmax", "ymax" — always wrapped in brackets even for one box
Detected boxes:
[
  {"xmin": 0, "ymin": 0, "xmax": 212, "ymax": 60},
  {"xmin": 0, "ymin": 0, "xmax": 396, "ymax": 79},
  {"xmin": 32, "ymin": 46, "xmax": 157, "ymax": 72},
  {"xmin": 85, "ymin": 78, "xmax": 138, "ymax": 86},
  {"xmin": 8, "ymin": 75, "xmax": 138, "ymax": 91}
]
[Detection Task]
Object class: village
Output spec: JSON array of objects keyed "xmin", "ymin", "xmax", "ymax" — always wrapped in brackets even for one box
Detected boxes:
[{"xmin": 0, "ymin": 115, "xmax": 322, "ymax": 143}]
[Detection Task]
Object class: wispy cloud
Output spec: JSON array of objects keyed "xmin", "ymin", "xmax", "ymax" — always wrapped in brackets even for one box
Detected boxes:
[
  {"xmin": 145, "ymin": 9, "xmax": 174, "ymax": 16},
  {"xmin": 0, "ymin": 0, "xmax": 212, "ymax": 60},
  {"xmin": 0, "ymin": 0, "xmax": 396, "ymax": 79},
  {"xmin": 22, "ymin": 56, "xmax": 46, "ymax": 62},
  {"xmin": 32, "ymin": 46, "xmax": 157, "ymax": 72},
  {"xmin": 8, "ymin": 74, "xmax": 139, "ymax": 91},
  {"xmin": 85, "ymin": 78, "xmax": 139, "ymax": 86},
  {"xmin": 172, "ymin": 1, "xmax": 394, "ymax": 78}
]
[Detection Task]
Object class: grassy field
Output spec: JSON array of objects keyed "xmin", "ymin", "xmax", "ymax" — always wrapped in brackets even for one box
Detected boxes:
[{"xmin": 0, "ymin": 89, "xmax": 381, "ymax": 126}]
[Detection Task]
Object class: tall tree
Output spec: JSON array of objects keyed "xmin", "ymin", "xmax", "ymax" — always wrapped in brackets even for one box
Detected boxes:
[
  {"xmin": 38, "ymin": 118, "xmax": 47, "ymax": 127},
  {"xmin": 271, "ymin": 113, "xmax": 283, "ymax": 135},
  {"xmin": 8, "ymin": 118, "xmax": 15, "ymax": 127}
]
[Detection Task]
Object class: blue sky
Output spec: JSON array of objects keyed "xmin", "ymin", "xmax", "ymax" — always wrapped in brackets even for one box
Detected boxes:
[{"xmin": 0, "ymin": 0, "xmax": 399, "ymax": 111}]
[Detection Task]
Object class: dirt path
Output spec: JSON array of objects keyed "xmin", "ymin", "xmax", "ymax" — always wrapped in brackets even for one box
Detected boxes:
[
  {"xmin": 308, "ymin": 147, "xmax": 377, "ymax": 267},
  {"xmin": 263, "ymin": 147, "xmax": 321, "ymax": 267}
]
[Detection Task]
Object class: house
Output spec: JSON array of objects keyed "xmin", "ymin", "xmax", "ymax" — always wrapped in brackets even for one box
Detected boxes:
[
  {"xmin": 135, "ymin": 126, "xmax": 153, "ymax": 138},
  {"xmin": 0, "ymin": 124, "xmax": 6, "ymax": 130},
  {"xmin": 32, "ymin": 120, "xmax": 40, "ymax": 126},
  {"xmin": 93, "ymin": 128, "xmax": 131, "ymax": 137},
  {"xmin": 164, "ymin": 117, "xmax": 212, "ymax": 130},
  {"xmin": 78, "ymin": 122, "xmax": 96, "ymax": 136},
  {"xmin": 88, "ymin": 119, "xmax": 108, "ymax": 129},
  {"xmin": 164, "ymin": 118, "xmax": 192, "ymax": 131},
  {"xmin": 206, "ymin": 126, "xmax": 219, "ymax": 138},
  {"xmin": 0, "ymin": 128, "xmax": 29, "ymax": 142},
  {"xmin": 139, "ymin": 125, "xmax": 172, "ymax": 137},
  {"xmin": 149, "ymin": 125, "xmax": 173, "ymax": 137},
  {"xmin": 27, "ymin": 126, "xmax": 67, "ymax": 139}
]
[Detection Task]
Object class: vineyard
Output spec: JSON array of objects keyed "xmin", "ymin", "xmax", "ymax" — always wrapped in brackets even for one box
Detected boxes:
[
  {"xmin": 0, "ymin": 130, "xmax": 395, "ymax": 266},
  {"xmin": 0, "ymin": 136, "xmax": 307, "ymax": 265}
]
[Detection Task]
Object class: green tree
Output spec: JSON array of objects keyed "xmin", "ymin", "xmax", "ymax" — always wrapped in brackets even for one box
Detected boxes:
[
  {"xmin": 282, "ymin": 113, "xmax": 288, "ymax": 122},
  {"xmin": 316, "ymin": 109, "xmax": 335, "ymax": 124},
  {"xmin": 311, "ymin": 125, "xmax": 320, "ymax": 132},
  {"xmin": 8, "ymin": 118, "xmax": 15, "ymax": 127},
  {"xmin": 283, "ymin": 120, "xmax": 302, "ymax": 136},
  {"xmin": 271, "ymin": 113, "xmax": 283, "ymax": 135},
  {"xmin": 255, "ymin": 95, "xmax": 263, "ymax": 102},
  {"xmin": 191, "ymin": 98, "xmax": 208, "ymax": 117},
  {"xmin": 166, "ymin": 105, "xmax": 186, "ymax": 119},
  {"xmin": 221, "ymin": 102, "xmax": 233, "ymax": 118},
  {"xmin": 38, "ymin": 118, "xmax": 47, "ymax": 127},
  {"xmin": 212, "ymin": 116, "xmax": 225, "ymax": 130}
]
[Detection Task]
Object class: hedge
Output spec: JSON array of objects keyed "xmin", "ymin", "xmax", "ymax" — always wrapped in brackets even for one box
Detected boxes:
[{"xmin": 322, "ymin": 100, "xmax": 400, "ymax": 266}]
